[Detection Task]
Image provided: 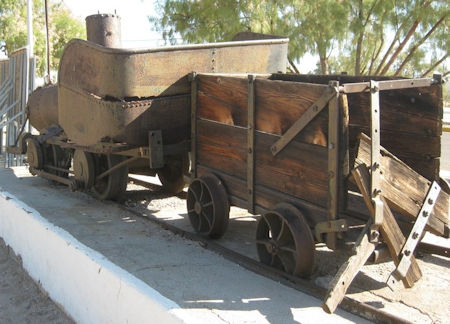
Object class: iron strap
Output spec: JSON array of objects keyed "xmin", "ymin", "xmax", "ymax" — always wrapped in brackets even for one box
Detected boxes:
[
  {"xmin": 370, "ymin": 81, "xmax": 383, "ymax": 236},
  {"xmin": 327, "ymin": 81, "xmax": 340, "ymax": 250},
  {"xmin": 189, "ymin": 72, "xmax": 198, "ymax": 178},
  {"xmin": 387, "ymin": 181, "xmax": 441, "ymax": 290},
  {"xmin": 340, "ymin": 78, "xmax": 433, "ymax": 94},
  {"xmin": 247, "ymin": 75, "xmax": 256, "ymax": 213}
]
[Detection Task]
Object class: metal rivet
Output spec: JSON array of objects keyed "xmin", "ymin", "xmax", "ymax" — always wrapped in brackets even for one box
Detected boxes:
[
  {"xmin": 404, "ymin": 250, "xmax": 411, "ymax": 256},
  {"xmin": 428, "ymin": 198, "xmax": 434, "ymax": 205},
  {"xmin": 412, "ymin": 232, "xmax": 419, "ymax": 239}
]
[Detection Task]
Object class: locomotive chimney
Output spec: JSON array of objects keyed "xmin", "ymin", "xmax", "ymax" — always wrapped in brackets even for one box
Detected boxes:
[{"xmin": 85, "ymin": 13, "xmax": 122, "ymax": 48}]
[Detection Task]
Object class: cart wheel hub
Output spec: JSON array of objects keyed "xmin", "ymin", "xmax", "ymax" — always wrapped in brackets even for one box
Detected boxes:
[
  {"xmin": 194, "ymin": 201, "xmax": 202, "ymax": 214},
  {"xmin": 267, "ymin": 241, "xmax": 279, "ymax": 255}
]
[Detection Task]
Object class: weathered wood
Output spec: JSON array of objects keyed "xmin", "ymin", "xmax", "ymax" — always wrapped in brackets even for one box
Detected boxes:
[
  {"xmin": 349, "ymin": 127, "xmax": 440, "ymax": 160},
  {"xmin": 197, "ymin": 164, "xmax": 329, "ymax": 227},
  {"xmin": 351, "ymin": 164, "xmax": 422, "ymax": 288},
  {"xmin": 355, "ymin": 133, "xmax": 449, "ymax": 237},
  {"xmin": 323, "ymin": 221, "xmax": 376, "ymax": 314},
  {"xmin": 197, "ymin": 74, "xmax": 329, "ymax": 146},
  {"xmin": 196, "ymin": 119, "xmax": 329, "ymax": 208}
]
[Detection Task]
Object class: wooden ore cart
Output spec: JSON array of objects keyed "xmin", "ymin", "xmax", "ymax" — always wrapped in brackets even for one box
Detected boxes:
[{"xmin": 186, "ymin": 72, "xmax": 450, "ymax": 284}]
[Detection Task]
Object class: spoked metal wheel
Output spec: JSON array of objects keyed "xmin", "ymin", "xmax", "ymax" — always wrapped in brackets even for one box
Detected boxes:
[
  {"xmin": 187, "ymin": 174, "xmax": 230, "ymax": 239},
  {"xmin": 45, "ymin": 144, "xmax": 71, "ymax": 178},
  {"xmin": 158, "ymin": 153, "xmax": 189, "ymax": 194},
  {"xmin": 73, "ymin": 150, "xmax": 95, "ymax": 189},
  {"xmin": 92, "ymin": 154, "xmax": 128, "ymax": 200},
  {"xmin": 256, "ymin": 202, "xmax": 315, "ymax": 278}
]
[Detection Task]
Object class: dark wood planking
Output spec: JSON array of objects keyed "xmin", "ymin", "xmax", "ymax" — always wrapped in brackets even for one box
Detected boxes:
[
  {"xmin": 196, "ymin": 119, "xmax": 329, "ymax": 208},
  {"xmin": 254, "ymin": 78, "xmax": 328, "ymax": 135},
  {"xmin": 197, "ymin": 74, "xmax": 330, "ymax": 146},
  {"xmin": 196, "ymin": 165, "xmax": 329, "ymax": 227},
  {"xmin": 355, "ymin": 134, "xmax": 449, "ymax": 237},
  {"xmin": 254, "ymin": 130, "xmax": 329, "ymax": 208},
  {"xmin": 348, "ymin": 127, "xmax": 440, "ymax": 181},
  {"xmin": 348, "ymin": 127, "xmax": 440, "ymax": 159},
  {"xmin": 198, "ymin": 74, "xmax": 248, "ymax": 113},
  {"xmin": 197, "ymin": 91, "xmax": 247, "ymax": 126},
  {"xmin": 349, "ymin": 148, "xmax": 440, "ymax": 182},
  {"xmin": 347, "ymin": 89, "xmax": 442, "ymax": 137}
]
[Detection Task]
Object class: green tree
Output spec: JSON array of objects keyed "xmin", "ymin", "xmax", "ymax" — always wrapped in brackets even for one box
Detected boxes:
[
  {"xmin": 0, "ymin": 0, "xmax": 85, "ymax": 77},
  {"xmin": 150, "ymin": 0, "xmax": 448, "ymax": 77}
]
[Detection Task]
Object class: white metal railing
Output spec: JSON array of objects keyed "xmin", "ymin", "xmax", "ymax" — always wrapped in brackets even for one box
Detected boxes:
[{"xmin": 0, "ymin": 47, "xmax": 35, "ymax": 167}]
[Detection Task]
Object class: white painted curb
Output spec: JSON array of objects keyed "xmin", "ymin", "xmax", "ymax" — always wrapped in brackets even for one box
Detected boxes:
[{"xmin": 0, "ymin": 190, "xmax": 192, "ymax": 324}]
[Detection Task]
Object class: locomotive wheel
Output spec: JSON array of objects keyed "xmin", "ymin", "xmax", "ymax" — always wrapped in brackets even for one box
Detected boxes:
[
  {"xmin": 256, "ymin": 202, "xmax": 315, "ymax": 278},
  {"xmin": 187, "ymin": 174, "xmax": 230, "ymax": 239},
  {"xmin": 73, "ymin": 150, "xmax": 95, "ymax": 189},
  {"xmin": 26, "ymin": 138, "xmax": 43, "ymax": 171},
  {"xmin": 92, "ymin": 154, "xmax": 128, "ymax": 200},
  {"xmin": 46, "ymin": 145, "xmax": 70, "ymax": 178},
  {"xmin": 157, "ymin": 153, "xmax": 189, "ymax": 194}
]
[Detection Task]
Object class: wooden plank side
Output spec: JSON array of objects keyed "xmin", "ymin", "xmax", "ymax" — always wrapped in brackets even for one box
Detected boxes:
[
  {"xmin": 355, "ymin": 134, "xmax": 449, "ymax": 237},
  {"xmin": 197, "ymin": 165, "xmax": 329, "ymax": 227},
  {"xmin": 349, "ymin": 127, "xmax": 441, "ymax": 159},
  {"xmin": 196, "ymin": 119, "xmax": 329, "ymax": 208},
  {"xmin": 198, "ymin": 74, "xmax": 248, "ymax": 115},
  {"xmin": 255, "ymin": 131, "xmax": 329, "ymax": 208},
  {"xmin": 197, "ymin": 90, "xmax": 247, "ymax": 126},
  {"xmin": 198, "ymin": 75, "xmax": 330, "ymax": 146},
  {"xmin": 255, "ymin": 79, "xmax": 329, "ymax": 144},
  {"xmin": 347, "ymin": 87, "xmax": 442, "ymax": 136},
  {"xmin": 352, "ymin": 165, "xmax": 422, "ymax": 288},
  {"xmin": 349, "ymin": 147, "xmax": 440, "ymax": 182}
]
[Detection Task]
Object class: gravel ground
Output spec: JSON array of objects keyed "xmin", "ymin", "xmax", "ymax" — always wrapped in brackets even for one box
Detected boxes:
[{"xmin": 0, "ymin": 239, "xmax": 74, "ymax": 324}]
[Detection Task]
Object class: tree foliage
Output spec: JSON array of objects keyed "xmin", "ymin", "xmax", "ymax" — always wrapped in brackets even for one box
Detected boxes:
[
  {"xmin": 150, "ymin": 0, "xmax": 448, "ymax": 77},
  {"xmin": 0, "ymin": 0, "xmax": 85, "ymax": 77}
]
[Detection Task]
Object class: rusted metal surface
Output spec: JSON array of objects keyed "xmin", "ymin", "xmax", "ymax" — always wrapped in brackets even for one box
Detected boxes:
[
  {"xmin": 28, "ymin": 84, "xmax": 58, "ymax": 131},
  {"xmin": 86, "ymin": 13, "xmax": 122, "ymax": 48},
  {"xmin": 58, "ymin": 38, "xmax": 288, "ymax": 99},
  {"xmin": 58, "ymin": 38, "xmax": 288, "ymax": 147}
]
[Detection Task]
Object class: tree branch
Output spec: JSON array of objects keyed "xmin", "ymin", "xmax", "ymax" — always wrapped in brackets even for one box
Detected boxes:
[
  {"xmin": 288, "ymin": 57, "xmax": 300, "ymax": 73},
  {"xmin": 379, "ymin": 1, "xmax": 432, "ymax": 75},
  {"xmin": 394, "ymin": 13, "xmax": 448, "ymax": 76},
  {"xmin": 420, "ymin": 53, "xmax": 449, "ymax": 77}
]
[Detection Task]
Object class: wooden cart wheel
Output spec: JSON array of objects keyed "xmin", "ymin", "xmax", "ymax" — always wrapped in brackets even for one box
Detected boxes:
[
  {"xmin": 73, "ymin": 150, "xmax": 95, "ymax": 189},
  {"xmin": 92, "ymin": 154, "xmax": 128, "ymax": 200},
  {"xmin": 157, "ymin": 153, "xmax": 189, "ymax": 194},
  {"xmin": 187, "ymin": 174, "xmax": 230, "ymax": 239},
  {"xmin": 256, "ymin": 202, "xmax": 315, "ymax": 278}
]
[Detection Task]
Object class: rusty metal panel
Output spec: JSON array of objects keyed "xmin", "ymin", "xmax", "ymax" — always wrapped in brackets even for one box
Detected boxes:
[
  {"xmin": 85, "ymin": 13, "xmax": 122, "ymax": 48},
  {"xmin": 28, "ymin": 84, "xmax": 58, "ymax": 131},
  {"xmin": 58, "ymin": 86, "xmax": 190, "ymax": 146},
  {"xmin": 58, "ymin": 38, "xmax": 288, "ymax": 99},
  {"xmin": 58, "ymin": 38, "xmax": 288, "ymax": 147}
]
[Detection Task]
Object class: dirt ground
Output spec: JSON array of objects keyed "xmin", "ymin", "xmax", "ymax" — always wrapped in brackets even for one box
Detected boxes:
[{"xmin": 0, "ymin": 238, "xmax": 73, "ymax": 324}]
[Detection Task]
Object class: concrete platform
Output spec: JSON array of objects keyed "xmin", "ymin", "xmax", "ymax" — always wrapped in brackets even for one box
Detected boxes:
[{"xmin": 0, "ymin": 167, "xmax": 366, "ymax": 324}]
